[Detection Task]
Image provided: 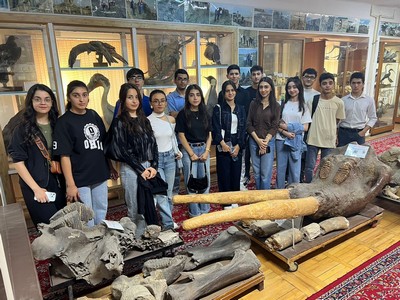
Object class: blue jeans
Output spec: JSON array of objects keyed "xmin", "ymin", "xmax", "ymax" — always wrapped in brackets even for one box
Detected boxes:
[
  {"xmin": 120, "ymin": 162, "xmax": 149, "ymax": 236},
  {"xmin": 337, "ymin": 127, "xmax": 365, "ymax": 147},
  {"xmin": 156, "ymin": 149, "xmax": 176, "ymax": 228},
  {"xmin": 276, "ymin": 139, "xmax": 302, "ymax": 189},
  {"xmin": 304, "ymin": 145, "xmax": 332, "ymax": 183},
  {"xmin": 78, "ymin": 181, "xmax": 108, "ymax": 227},
  {"xmin": 182, "ymin": 143, "xmax": 210, "ymax": 217},
  {"xmin": 249, "ymin": 137, "xmax": 275, "ymax": 190}
]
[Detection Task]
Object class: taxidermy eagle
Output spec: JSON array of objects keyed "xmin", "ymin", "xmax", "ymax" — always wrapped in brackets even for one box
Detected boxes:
[
  {"xmin": 68, "ymin": 41, "xmax": 128, "ymax": 68},
  {"xmin": 204, "ymin": 41, "xmax": 221, "ymax": 65},
  {"xmin": 0, "ymin": 36, "xmax": 22, "ymax": 87}
]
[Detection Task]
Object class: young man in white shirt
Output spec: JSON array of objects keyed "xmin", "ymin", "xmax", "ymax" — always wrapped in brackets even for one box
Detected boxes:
[
  {"xmin": 338, "ymin": 72, "xmax": 377, "ymax": 147},
  {"xmin": 302, "ymin": 68, "xmax": 320, "ymax": 104}
]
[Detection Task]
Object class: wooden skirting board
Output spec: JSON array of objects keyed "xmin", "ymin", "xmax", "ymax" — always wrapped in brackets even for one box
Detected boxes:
[{"xmin": 236, "ymin": 203, "xmax": 384, "ymax": 272}]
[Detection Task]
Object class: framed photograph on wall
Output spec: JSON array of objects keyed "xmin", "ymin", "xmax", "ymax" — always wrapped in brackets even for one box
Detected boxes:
[
  {"xmin": 184, "ymin": 1, "xmax": 209, "ymax": 24},
  {"xmin": 53, "ymin": 0, "xmax": 91, "ymax": 15},
  {"xmin": 358, "ymin": 19, "xmax": 370, "ymax": 34},
  {"xmin": 239, "ymin": 29, "xmax": 257, "ymax": 48},
  {"xmin": 239, "ymin": 48, "xmax": 257, "ymax": 68},
  {"xmin": 306, "ymin": 13, "xmax": 321, "ymax": 31},
  {"xmin": 272, "ymin": 10, "xmax": 290, "ymax": 30},
  {"xmin": 157, "ymin": 0, "xmax": 183, "ymax": 22},
  {"xmin": 290, "ymin": 12, "xmax": 306, "ymax": 30},
  {"xmin": 320, "ymin": 15, "xmax": 335, "ymax": 32},
  {"xmin": 232, "ymin": 6, "xmax": 253, "ymax": 27},
  {"xmin": 254, "ymin": 8, "xmax": 273, "ymax": 29},
  {"xmin": 127, "ymin": 0, "xmax": 157, "ymax": 20},
  {"xmin": 210, "ymin": 3, "xmax": 233, "ymax": 26},
  {"xmin": 92, "ymin": 0, "xmax": 126, "ymax": 18}
]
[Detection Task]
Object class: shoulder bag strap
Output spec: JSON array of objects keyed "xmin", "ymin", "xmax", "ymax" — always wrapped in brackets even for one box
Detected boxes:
[
  {"xmin": 34, "ymin": 136, "xmax": 51, "ymax": 162},
  {"xmin": 165, "ymin": 116, "xmax": 179, "ymax": 153},
  {"xmin": 311, "ymin": 95, "xmax": 320, "ymax": 118}
]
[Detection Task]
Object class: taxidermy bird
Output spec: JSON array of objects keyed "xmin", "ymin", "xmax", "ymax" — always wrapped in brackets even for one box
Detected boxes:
[
  {"xmin": 383, "ymin": 50, "xmax": 399, "ymax": 62},
  {"xmin": 204, "ymin": 41, "xmax": 221, "ymax": 65},
  {"xmin": 68, "ymin": 41, "xmax": 128, "ymax": 68},
  {"xmin": 0, "ymin": 36, "xmax": 22, "ymax": 87},
  {"xmin": 87, "ymin": 73, "xmax": 114, "ymax": 126},
  {"xmin": 205, "ymin": 76, "xmax": 217, "ymax": 118},
  {"xmin": 380, "ymin": 69, "xmax": 394, "ymax": 84}
]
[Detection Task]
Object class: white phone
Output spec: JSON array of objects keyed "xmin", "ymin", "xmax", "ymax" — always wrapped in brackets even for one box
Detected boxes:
[{"xmin": 34, "ymin": 192, "xmax": 56, "ymax": 202}]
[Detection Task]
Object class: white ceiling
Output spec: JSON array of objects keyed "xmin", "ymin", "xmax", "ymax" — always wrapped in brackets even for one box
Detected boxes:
[{"xmin": 349, "ymin": 0, "xmax": 400, "ymax": 8}]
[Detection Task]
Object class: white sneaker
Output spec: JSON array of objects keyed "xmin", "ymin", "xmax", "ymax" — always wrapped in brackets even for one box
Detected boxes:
[
  {"xmin": 231, "ymin": 204, "xmax": 239, "ymax": 208},
  {"xmin": 224, "ymin": 205, "xmax": 233, "ymax": 210},
  {"xmin": 173, "ymin": 222, "xmax": 179, "ymax": 229}
]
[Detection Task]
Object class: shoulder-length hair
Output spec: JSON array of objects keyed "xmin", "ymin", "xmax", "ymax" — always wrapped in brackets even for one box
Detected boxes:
[
  {"xmin": 66, "ymin": 80, "xmax": 88, "ymax": 111},
  {"xmin": 256, "ymin": 77, "xmax": 278, "ymax": 113},
  {"xmin": 221, "ymin": 80, "xmax": 237, "ymax": 101},
  {"xmin": 285, "ymin": 76, "xmax": 306, "ymax": 115},
  {"xmin": 22, "ymin": 84, "xmax": 59, "ymax": 144},
  {"xmin": 119, "ymin": 83, "xmax": 152, "ymax": 135},
  {"xmin": 183, "ymin": 84, "xmax": 208, "ymax": 129}
]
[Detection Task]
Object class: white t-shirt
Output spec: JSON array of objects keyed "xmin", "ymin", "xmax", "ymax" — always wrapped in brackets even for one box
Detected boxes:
[
  {"xmin": 276, "ymin": 101, "xmax": 312, "ymax": 141},
  {"xmin": 304, "ymin": 88, "xmax": 320, "ymax": 105}
]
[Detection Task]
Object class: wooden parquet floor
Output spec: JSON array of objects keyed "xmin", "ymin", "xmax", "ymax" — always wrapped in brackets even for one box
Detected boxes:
[{"xmin": 240, "ymin": 198, "xmax": 400, "ymax": 300}]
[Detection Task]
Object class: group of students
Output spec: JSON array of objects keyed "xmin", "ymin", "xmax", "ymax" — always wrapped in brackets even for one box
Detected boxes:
[{"xmin": 8, "ymin": 64, "xmax": 377, "ymax": 233}]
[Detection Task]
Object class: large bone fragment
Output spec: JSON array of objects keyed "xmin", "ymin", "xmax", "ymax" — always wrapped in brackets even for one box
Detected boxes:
[
  {"xmin": 250, "ymin": 220, "xmax": 282, "ymax": 237},
  {"xmin": 167, "ymin": 249, "xmax": 260, "ymax": 300},
  {"xmin": 184, "ymin": 227, "xmax": 251, "ymax": 270},
  {"xmin": 173, "ymin": 189, "xmax": 290, "ymax": 204},
  {"xmin": 300, "ymin": 223, "xmax": 321, "ymax": 241},
  {"xmin": 319, "ymin": 216, "xmax": 349, "ymax": 235},
  {"xmin": 182, "ymin": 197, "xmax": 319, "ymax": 230},
  {"xmin": 265, "ymin": 228, "xmax": 303, "ymax": 251}
]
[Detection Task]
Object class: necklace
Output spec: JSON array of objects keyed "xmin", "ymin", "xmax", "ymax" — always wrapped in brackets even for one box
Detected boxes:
[
  {"xmin": 192, "ymin": 111, "xmax": 199, "ymax": 119},
  {"xmin": 153, "ymin": 112, "xmax": 165, "ymax": 118}
]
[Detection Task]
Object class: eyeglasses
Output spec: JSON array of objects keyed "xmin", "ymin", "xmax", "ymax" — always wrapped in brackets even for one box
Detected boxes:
[
  {"xmin": 33, "ymin": 98, "xmax": 52, "ymax": 104},
  {"xmin": 303, "ymin": 75, "xmax": 316, "ymax": 80},
  {"xmin": 152, "ymin": 100, "xmax": 166, "ymax": 105},
  {"xmin": 129, "ymin": 75, "xmax": 143, "ymax": 81}
]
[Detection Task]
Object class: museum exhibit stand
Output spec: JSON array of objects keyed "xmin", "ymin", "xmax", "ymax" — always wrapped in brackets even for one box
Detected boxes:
[{"xmin": 372, "ymin": 40, "xmax": 400, "ymax": 135}]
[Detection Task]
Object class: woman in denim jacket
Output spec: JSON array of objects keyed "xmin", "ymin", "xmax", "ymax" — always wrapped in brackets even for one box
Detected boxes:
[{"xmin": 212, "ymin": 80, "xmax": 246, "ymax": 197}]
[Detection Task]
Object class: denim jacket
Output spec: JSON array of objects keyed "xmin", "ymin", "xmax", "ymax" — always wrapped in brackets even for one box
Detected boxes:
[{"xmin": 212, "ymin": 101, "xmax": 246, "ymax": 149}]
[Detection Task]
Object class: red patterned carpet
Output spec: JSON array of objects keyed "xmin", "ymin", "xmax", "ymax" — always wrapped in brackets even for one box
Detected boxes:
[
  {"xmin": 31, "ymin": 132, "xmax": 400, "ymax": 298},
  {"xmin": 308, "ymin": 241, "xmax": 400, "ymax": 299}
]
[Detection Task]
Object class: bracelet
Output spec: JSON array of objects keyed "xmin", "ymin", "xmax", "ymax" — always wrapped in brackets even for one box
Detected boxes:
[
  {"xmin": 206, "ymin": 148, "xmax": 210, "ymax": 152},
  {"xmin": 190, "ymin": 153, "xmax": 195, "ymax": 157}
]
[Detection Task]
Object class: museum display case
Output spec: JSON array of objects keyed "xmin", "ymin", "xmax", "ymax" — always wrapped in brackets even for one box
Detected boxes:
[
  {"xmin": 259, "ymin": 32, "xmax": 368, "ymax": 100},
  {"xmin": 371, "ymin": 41, "xmax": 400, "ymax": 135},
  {"xmin": 0, "ymin": 25, "xmax": 53, "ymax": 131}
]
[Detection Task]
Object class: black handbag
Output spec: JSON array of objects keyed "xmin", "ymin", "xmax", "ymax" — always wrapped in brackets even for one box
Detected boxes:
[{"xmin": 187, "ymin": 161, "xmax": 208, "ymax": 194}]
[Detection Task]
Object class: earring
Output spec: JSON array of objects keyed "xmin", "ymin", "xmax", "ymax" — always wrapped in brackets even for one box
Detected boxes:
[{"xmin": 150, "ymin": 106, "xmax": 153, "ymax": 109}]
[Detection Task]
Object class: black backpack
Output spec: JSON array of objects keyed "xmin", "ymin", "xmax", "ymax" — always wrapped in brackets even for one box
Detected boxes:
[{"xmin": 303, "ymin": 94, "xmax": 320, "ymax": 143}]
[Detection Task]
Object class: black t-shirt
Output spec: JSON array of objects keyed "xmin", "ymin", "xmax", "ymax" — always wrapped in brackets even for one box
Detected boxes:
[
  {"xmin": 53, "ymin": 109, "xmax": 109, "ymax": 187},
  {"xmin": 175, "ymin": 110, "xmax": 211, "ymax": 143}
]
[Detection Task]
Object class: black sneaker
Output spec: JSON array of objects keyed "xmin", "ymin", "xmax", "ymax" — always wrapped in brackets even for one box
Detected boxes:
[{"xmin": 243, "ymin": 176, "xmax": 250, "ymax": 186}]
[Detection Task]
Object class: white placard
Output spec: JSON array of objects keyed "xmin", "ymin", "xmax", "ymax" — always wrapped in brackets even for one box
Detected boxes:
[
  {"xmin": 102, "ymin": 220, "xmax": 124, "ymax": 231},
  {"xmin": 344, "ymin": 144, "xmax": 369, "ymax": 158}
]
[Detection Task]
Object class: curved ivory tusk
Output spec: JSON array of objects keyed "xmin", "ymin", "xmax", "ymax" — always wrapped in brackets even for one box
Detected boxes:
[
  {"xmin": 173, "ymin": 189, "xmax": 290, "ymax": 204},
  {"xmin": 182, "ymin": 197, "xmax": 319, "ymax": 230}
]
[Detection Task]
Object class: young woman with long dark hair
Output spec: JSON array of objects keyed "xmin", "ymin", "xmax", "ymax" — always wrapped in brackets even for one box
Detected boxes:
[
  {"xmin": 176, "ymin": 84, "xmax": 211, "ymax": 217},
  {"xmin": 276, "ymin": 77, "xmax": 311, "ymax": 188},
  {"xmin": 9, "ymin": 84, "xmax": 66, "ymax": 227},
  {"xmin": 106, "ymin": 83, "xmax": 159, "ymax": 235},
  {"xmin": 247, "ymin": 77, "xmax": 280, "ymax": 190},
  {"xmin": 53, "ymin": 80, "xmax": 115, "ymax": 227}
]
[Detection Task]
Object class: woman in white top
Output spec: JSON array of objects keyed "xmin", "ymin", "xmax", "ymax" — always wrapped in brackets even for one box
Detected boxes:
[
  {"xmin": 276, "ymin": 77, "xmax": 312, "ymax": 188},
  {"xmin": 148, "ymin": 89, "xmax": 182, "ymax": 230}
]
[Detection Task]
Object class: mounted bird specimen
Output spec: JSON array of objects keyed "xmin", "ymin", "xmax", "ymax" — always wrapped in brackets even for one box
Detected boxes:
[
  {"xmin": 68, "ymin": 41, "xmax": 128, "ymax": 68},
  {"xmin": 204, "ymin": 40, "xmax": 221, "ymax": 65},
  {"xmin": 0, "ymin": 36, "xmax": 22, "ymax": 88},
  {"xmin": 205, "ymin": 75, "xmax": 217, "ymax": 118},
  {"xmin": 87, "ymin": 73, "xmax": 114, "ymax": 126},
  {"xmin": 380, "ymin": 69, "xmax": 394, "ymax": 84}
]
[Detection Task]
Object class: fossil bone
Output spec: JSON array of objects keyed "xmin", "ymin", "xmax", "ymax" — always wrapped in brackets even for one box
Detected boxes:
[
  {"xmin": 183, "ymin": 226, "xmax": 251, "ymax": 270},
  {"xmin": 167, "ymin": 249, "xmax": 260, "ymax": 300},
  {"xmin": 250, "ymin": 220, "xmax": 282, "ymax": 237},
  {"xmin": 175, "ymin": 145, "xmax": 391, "ymax": 230},
  {"xmin": 301, "ymin": 223, "xmax": 321, "ymax": 241},
  {"xmin": 143, "ymin": 255, "xmax": 188, "ymax": 285},
  {"xmin": 265, "ymin": 228, "xmax": 303, "ymax": 251},
  {"xmin": 319, "ymin": 217, "xmax": 349, "ymax": 235}
]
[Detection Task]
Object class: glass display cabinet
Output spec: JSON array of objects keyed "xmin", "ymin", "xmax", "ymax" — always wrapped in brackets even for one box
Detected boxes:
[
  {"xmin": 54, "ymin": 27, "xmax": 132, "ymax": 127},
  {"xmin": 0, "ymin": 24, "xmax": 53, "ymax": 135},
  {"xmin": 371, "ymin": 41, "xmax": 400, "ymax": 135},
  {"xmin": 259, "ymin": 34, "xmax": 303, "ymax": 100}
]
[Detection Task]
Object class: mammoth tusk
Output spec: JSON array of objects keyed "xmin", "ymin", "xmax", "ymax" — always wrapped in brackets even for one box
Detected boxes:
[
  {"xmin": 182, "ymin": 197, "xmax": 319, "ymax": 230},
  {"xmin": 173, "ymin": 189, "xmax": 290, "ymax": 205}
]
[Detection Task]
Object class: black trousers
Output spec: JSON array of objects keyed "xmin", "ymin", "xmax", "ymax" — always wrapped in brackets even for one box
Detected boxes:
[
  {"xmin": 216, "ymin": 135, "xmax": 242, "ymax": 192},
  {"xmin": 20, "ymin": 173, "xmax": 66, "ymax": 227}
]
